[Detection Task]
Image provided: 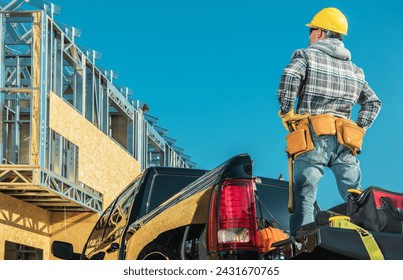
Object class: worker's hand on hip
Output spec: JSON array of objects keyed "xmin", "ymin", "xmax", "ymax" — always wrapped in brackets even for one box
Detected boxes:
[{"xmin": 278, "ymin": 110, "xmax": 310, "ymax": 131}]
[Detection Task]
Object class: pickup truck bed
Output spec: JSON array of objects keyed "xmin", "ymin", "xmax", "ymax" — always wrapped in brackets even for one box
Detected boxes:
[
  {"xmin": 288, "ymin": 226, "xmax": 403, "ymax": 260},
  {"xmin": 51, "ymin": 153, "xmax": 403, "ymax": 260}
]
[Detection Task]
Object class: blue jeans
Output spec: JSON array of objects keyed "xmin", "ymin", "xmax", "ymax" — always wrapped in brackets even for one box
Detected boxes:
[{"xmin": 290, "ymin": 134, "xmax": 361, "ymax": 236}]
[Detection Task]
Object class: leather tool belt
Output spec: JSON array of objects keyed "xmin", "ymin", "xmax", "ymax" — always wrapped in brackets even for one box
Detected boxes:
[{"xmin": 286, "ymin": 114, "xmax": 365, "ymax": 158}]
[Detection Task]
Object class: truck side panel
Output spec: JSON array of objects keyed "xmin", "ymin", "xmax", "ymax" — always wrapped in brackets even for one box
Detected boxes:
[
  {"xmin": 124, "ymin": 154, "xmax": 254, "ymax": 259},
  {"xmin": 125, "ymin": 188, "xmax": 212, "ymax": 259}
]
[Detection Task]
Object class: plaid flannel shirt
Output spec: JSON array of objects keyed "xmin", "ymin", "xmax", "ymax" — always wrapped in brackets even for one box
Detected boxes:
[{"xmin": 277, "ymin": 39, "xmax": 381, "ymax": 129}]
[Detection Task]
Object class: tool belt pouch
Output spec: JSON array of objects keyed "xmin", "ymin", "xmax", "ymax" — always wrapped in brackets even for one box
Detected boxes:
[
  {"xmin": 310, "ymin": 114, "xmax": 336, "ymax": 136},
  {"xmin": 335, "ymin": 119, "xmax": 365, "ymax": 155},
  {"xmin": 286, "ymin": 122, "xmax": 314, "ymax": 159},
  {"xmin": 347, "ymin": 187, "xmax": 403, "ymax": 234}
]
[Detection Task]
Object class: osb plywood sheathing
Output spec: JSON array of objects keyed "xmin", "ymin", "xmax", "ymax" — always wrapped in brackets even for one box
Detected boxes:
[
  {"xmin": 0, "ymin": 193, "xmax": 51, "ymax": 259},
  {"xmin": 31, "ymin": 12, "xmax": 41, "ymax": 166},
  {"xmin": 49, "ymin": 211, "xmax": 99, "ymax": 259},
  {"xmin": 49, "ymin": 92, "xmax": 141, "ymax": 207}
]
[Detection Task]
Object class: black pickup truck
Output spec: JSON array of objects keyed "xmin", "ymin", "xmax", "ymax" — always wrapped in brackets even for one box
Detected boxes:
[{"xmin": 52, "ymin": 154, "xmax": 403, "ymax": 260}]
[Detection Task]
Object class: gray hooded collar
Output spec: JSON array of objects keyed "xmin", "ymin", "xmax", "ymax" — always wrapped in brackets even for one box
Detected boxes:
[{"xmin": 309, "ymin": 38, "xmax": 351, "ymax": 61}]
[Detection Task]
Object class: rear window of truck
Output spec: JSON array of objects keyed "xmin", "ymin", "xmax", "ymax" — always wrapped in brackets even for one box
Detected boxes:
[{"xmin": 145, "ymin": 174, "xmax": 203, "ymax": 214}]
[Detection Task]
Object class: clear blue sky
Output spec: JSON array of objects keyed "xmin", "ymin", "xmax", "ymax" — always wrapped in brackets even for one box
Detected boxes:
[{"xmin": 53, "ymin": 0, "xmax": 402, "ymax": 210}]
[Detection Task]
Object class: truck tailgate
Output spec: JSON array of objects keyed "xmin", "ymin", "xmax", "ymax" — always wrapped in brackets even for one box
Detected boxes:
[{"xmin": 294, "ymin": 227, "xmax": 403, "ymax": 260}]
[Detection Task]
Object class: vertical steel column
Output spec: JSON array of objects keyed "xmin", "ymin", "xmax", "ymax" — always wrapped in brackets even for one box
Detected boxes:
[
  {"xmin": 0, "ymin": 14, "xmax": 5, "ymax": 162},
  {"xmin": 53, "ymin": 27, "xmax": 62, "ymax": 95},
  {"xmin": 39, "ymin": 11, "xmax": 48, "ymax": 169},
  {"xmin": 134, "ymin": 108, "xmax": 148, "ymax": 170}
]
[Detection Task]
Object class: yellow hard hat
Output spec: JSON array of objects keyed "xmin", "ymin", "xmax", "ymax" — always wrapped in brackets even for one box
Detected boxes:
[{"xmin": 306, "ymin": 7, "xmax": 348, "ymax": 35}]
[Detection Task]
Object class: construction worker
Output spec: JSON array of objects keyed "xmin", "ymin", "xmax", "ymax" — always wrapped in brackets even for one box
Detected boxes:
[{"xmin": 277, "ymin": 7, "xmax": 382, "ymax": 236}]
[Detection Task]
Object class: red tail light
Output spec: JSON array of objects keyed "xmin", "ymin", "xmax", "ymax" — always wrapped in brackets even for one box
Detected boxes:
[{"xmin": 208, "ymin": 179, "xmax": 258, "ymax": 252}]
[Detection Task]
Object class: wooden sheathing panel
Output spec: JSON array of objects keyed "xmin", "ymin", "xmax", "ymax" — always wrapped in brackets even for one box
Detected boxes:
[
  {"xmin": 49, "ymin": 91, "xmax": 141, "ymax": 207},
  {"xmin": 0, "ymin": 193, "xmax": 51, "ymax": 259},
  {"xmin": 31, "ymin": 12, "xmax": 41, "ymax": 166},
  {"xmin": 49, "ymin": 211, "xmax": 100, "ymax": 260}
]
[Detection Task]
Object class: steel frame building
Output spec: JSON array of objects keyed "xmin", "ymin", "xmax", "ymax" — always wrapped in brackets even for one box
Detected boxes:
[{"xmin": 0, "ymin": 0, "xmax": 196, "ymax": 215}]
